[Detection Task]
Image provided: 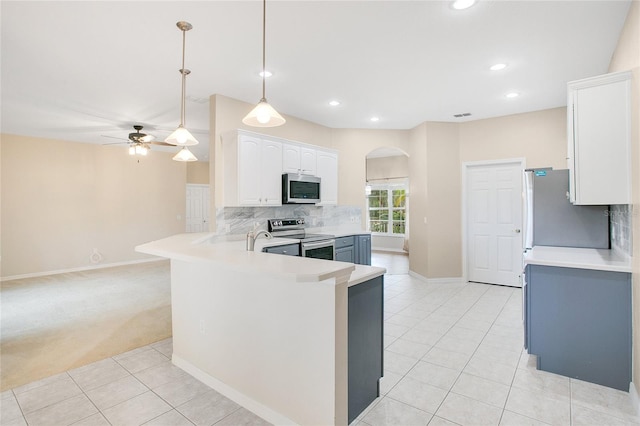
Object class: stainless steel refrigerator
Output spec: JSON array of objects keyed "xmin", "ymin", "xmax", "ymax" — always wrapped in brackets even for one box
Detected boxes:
[{"xmin": 524, "ymin": 169, "xmax": 609, "ymax": 250}]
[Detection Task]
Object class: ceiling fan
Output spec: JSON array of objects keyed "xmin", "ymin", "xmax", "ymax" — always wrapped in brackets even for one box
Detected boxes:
[{"xmin": 102, "ymin": 125, "xmax": 173, "ymax": 156}]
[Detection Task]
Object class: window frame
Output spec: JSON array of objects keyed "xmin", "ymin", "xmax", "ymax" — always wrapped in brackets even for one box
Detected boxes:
[{"xmin": 366, "ymin": 180, "xmax": 408, "ymax": 236}]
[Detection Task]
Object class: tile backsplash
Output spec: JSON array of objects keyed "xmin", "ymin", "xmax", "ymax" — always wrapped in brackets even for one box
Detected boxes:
[
  {"xmin": 216, "ymin": 205, "xmax": 363, "ymax": 235},
  {"xmin": 610, "ymin": 204, "xmax": 633, "ymax": 256}
]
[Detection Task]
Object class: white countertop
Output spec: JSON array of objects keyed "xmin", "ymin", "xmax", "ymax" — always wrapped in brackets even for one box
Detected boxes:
[
  {"xmin": 523, "ymin": 246, "xmax": 632, "ymax": 273},
  {"xmin": 136, "ymin": 233, "xmax": 385, "ymax": 285}
]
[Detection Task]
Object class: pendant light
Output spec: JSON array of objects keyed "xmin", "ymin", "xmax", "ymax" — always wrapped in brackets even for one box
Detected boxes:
[
  {"xmin": 166, "ymin": 21, "xmax": 199, "ymax": 148},
  {"xmin": 242, "ymin": 0, "xmax": 286, "ymax": 127},
  {"xmin": 172, "ymin": 146, "xmax": 198, "ymax": 162}
]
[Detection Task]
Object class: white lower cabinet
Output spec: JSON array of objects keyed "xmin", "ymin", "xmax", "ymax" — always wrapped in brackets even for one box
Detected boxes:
[
  {"xmin": 224, "ymin": 131, "xmax": 282, "ymax": 206},
  {"xmin": 567, "ymin": 71, "xmax": 631, "ymax": 205}
]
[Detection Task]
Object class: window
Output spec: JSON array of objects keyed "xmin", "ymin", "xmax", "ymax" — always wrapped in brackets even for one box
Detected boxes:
[{"xmin": 367, "ymin": 182, "xmax": 407, "ymax": 235}]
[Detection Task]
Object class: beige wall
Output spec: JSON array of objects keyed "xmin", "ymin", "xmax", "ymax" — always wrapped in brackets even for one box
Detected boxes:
[
  {"xmin": 0, "ymin": 134, "xmax": 186, "ymax": 278},
  {"xmin": 187, "ymin": 161, "xmax": 210, "ymax": 184},
  {"xmin": 331, "ymin": 129, "xmax": 410, "ymax": 219},
  {"xmin": 366, "ymin": 155, "xmax": 409, "ymax": 181},
  {"xmin": 406, "ymin": 122, "xmax": 462, "ymax": 279},
  {"xmin": 425, "ymin": 123, "xmax": 462, "ymax": 279},
  {"xmin": 405, "ymin": 109, "xmax": 566, "ymax": 280},
  {"xmin": 459, "ymin": 107, "xmax": 568, "ymax": 169},
  {"xmin": 608, "ymin": 0, "xmax": 640, "ymax": 396},
  {"xmin": 408, "ymin": 124, "xmax": 428, "ymax": 277}
]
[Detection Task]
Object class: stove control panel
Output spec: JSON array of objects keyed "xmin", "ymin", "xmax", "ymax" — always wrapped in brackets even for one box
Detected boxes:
[{"xmin": 268, "ymin": 218, "xmax": 305, "ymax": 232}]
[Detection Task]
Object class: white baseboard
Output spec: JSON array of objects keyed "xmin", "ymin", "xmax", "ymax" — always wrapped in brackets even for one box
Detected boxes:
[
  {"xmin": 0, "ymin": 257, "xmax": 165, "ymax": 282},
  {"xmin": 408, "ymin": 271, "xmax": 463, "ymax": 284},
  {"xmin": 172, "ymin": 354, "xmax": 297, "ymax": 425},
  {"xmin": 372, "ymin": 248, "xmax": 408, "ymax": 254},
  {"xmin": 630, "ymin": 382, "xmax": 640, "ymax": 417}
]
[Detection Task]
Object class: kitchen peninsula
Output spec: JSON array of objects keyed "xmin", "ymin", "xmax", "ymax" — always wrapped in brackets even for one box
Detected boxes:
[{"xmin": 136, "ymin": 233, "xmax": 385, "ymax": 425}]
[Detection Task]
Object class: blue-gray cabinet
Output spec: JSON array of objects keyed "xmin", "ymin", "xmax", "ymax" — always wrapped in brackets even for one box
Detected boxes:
[
  {"xmin": 335, "ymin": 236, "xmax": 355, "ymax": 263},
  {"xmin": 525, "ymin": 264, "xmax": 631, "ymax": 391},
  {"xmin": 355, "ymin": 234, "xmax": 371, "ymax": 266},
  {"xmin": 263, "ymin": 243, "xmax": 300, "ymax": 256},
  {"xmin": 348, "ymin": 275, "xmax": 383, "ymax": 423}
]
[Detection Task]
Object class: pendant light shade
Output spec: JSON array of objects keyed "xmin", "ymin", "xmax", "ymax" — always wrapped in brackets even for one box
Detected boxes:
[
  {"xmin": 243, "ymin": 98, "xmax": 286, "ymax": 127},
  {"xmin": 172, "ymin": 147, "xmax": 198, "ymax": 162},
  {"xmin": 242, "ymin": 0, "xmax": 285, "ymax": 128},
  {"xmin": 165, "ymin": 125, "xmax": 199, "ymax": 146},
  {"xmin": 166, "ymin": 21, "xmax": 200, "ymax": 149}
]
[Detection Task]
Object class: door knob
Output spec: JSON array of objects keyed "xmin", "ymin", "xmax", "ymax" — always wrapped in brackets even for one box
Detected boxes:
[{"xmin": 515, "ymin": 229, "xmax": 521, "ymax": 233}]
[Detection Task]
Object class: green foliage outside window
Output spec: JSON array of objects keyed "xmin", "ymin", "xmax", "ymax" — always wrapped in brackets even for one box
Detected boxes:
[{"xmin": 367, "ymin": 186, "xmax": 407, "ymax": 235}]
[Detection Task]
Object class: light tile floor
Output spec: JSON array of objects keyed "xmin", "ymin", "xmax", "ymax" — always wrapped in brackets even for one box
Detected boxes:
[{"xmin": 2, "ymin": 263, "xmax": 639, "ymax": 425}]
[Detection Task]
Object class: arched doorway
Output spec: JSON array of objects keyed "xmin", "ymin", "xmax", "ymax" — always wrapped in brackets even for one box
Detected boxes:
[{"xmin": 365, "ymin": 148, "xmax": 409, "ymax": 274}]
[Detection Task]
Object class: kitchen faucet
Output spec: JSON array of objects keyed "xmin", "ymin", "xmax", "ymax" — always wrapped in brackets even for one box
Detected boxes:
[{"xmin": 246, "ymin": 229, "xmax": 273, "ymax": 251}]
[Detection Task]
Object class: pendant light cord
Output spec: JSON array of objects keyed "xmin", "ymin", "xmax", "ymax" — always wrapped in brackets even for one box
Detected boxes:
[
  {"xmin": 261, "ymin": 0, "xmax": 266, "ymax": 101},
  {"xmin": 180, "ymin": 28, "xmax": 187, "ymax": 126}
]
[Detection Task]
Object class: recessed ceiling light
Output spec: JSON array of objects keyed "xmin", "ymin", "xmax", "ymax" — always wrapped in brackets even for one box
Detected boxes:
[
  {"xmin": 490, "ymin": 63, "xmax": 507, "ymax": 71},
  {"xmin": 505, "ymin": 92, "xmax": 520, "ymax": 98},
  {"xmin": 370, "ymin": 117, "xmax": 380, "ymax": 122},
  {"xmin": 329, "ymin": 100, "xmax": 340, "ymax": 106},
  {"xmin": 452, "ymin": 0, "xmax": 477, "ymax": 10},
  {"xmin": 259, "ymin": 70, "xmax": 272, "ymax": 78}
]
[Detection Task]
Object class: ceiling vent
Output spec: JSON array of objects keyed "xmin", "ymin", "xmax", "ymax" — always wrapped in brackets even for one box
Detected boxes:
[{"xmin": 453, "ymin": 112, "xmax": 472, "ymax": 118}]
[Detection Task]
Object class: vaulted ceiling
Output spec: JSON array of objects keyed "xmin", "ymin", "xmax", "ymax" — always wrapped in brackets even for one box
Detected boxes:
[{"xmin": 1, "ymin": 1, "xmax": 631, "ymax": 161}]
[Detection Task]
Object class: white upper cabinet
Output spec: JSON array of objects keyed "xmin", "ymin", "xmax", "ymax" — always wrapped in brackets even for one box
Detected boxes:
[
  {"xmin": 223, "ymin": 130, "xmax": 337, "ymax": 207},
  {"xmin": 567, "ymin": 71, "xmax": 631, "ymax": 205},
  {"xmin": 316, "ymin": 149, "xmax": 338, "ymax": 205},
  {"xmin": 282, "ymin": 143, "xmax": 317, "ymax": 175},
  {"xmin": 223, "ymin": 131, "xmax": 283, "ymax": 206}
]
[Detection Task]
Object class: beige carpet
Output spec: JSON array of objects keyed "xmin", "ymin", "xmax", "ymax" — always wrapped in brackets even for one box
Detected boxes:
[{"xmin": 0, "ymin": 260, "xmax": 172, "ymax": 391}]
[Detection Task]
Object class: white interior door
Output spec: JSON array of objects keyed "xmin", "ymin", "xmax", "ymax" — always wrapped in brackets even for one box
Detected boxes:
[
  {"xmin": 186, "ymin": 184, "xmax": 210, "ymax": 232},
  {"xmin": 466, "ymin": 161, "xmax": 523, "ymax": 287}
]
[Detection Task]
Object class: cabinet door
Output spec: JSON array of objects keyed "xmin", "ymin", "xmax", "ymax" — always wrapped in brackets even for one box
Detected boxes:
[
  {"xmin": 317, "ymin": 150, "xmax": 338, "ymax": 205},
  {"xmin": 261, "ymin": 140, "xmax": 283, "ymax": 205},
  {"xmin": 237, "ymin": 135, "xmax": 263, "ymax": 205},
  {"xmin": 300, "ymin": 147, "xmax": 317, "ymax": 175},
  {"xmin": 528, "ymin": 265, "xmax": 631, "ymax": 391},
  {"xmin": 348, "ymin": 276, "xmax": 383, "ymax": 423},
  {"xmin": 335, "ymin": 246, "xmax": 355, "ymax": 263},
  {"xmin": 264, "ymin": 243, "xmax": 300, "ymax": 256},
  {"xmin": 282, "ymin": 143, "xmax": 300, "ymax": 174},
  {"xmin": 568, "ymin": 72, "xmax": 631, "ymax": 205},
  {"xmin": 356, "ymin": 235, "xmax": 371, "ymax": 265}
]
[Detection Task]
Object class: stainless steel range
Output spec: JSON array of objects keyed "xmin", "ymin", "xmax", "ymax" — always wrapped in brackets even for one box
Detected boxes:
[{"xmin": 267, "ymin": 218, "xmax": 335, "ymax": 260}]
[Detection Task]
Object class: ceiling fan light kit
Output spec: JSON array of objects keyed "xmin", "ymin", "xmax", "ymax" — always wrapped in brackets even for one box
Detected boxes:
[
  {"xmin": 166, "ymin": 21, "xmax": 199, "ymax": 160},
  {"xmin": 242, "ymin": 0, "xmax": 286, "ymax": 128}
]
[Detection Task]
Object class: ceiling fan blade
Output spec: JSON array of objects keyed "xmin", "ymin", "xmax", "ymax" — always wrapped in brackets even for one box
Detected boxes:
[
  {"xmin": 149, "ymin": 141, "xmax": 174, "ymax": 147},
  {"xmin": 102, "ymin": 141, "xmax": 129, "ymax": 146},
  {"xmin": 101, "ymin": 135, "xmax": 129, "ymax": 141}
]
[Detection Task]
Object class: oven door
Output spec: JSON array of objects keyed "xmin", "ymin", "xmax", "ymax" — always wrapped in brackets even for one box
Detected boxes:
[{"xmin": 301, "ymin": 239, "xmax": 335, "ymax": 260}]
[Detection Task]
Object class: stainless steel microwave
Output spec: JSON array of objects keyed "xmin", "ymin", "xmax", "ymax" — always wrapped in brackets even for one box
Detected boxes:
[{"xmin": 282, "ymin": 173, "xmax": 321, "ymax": 204}]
